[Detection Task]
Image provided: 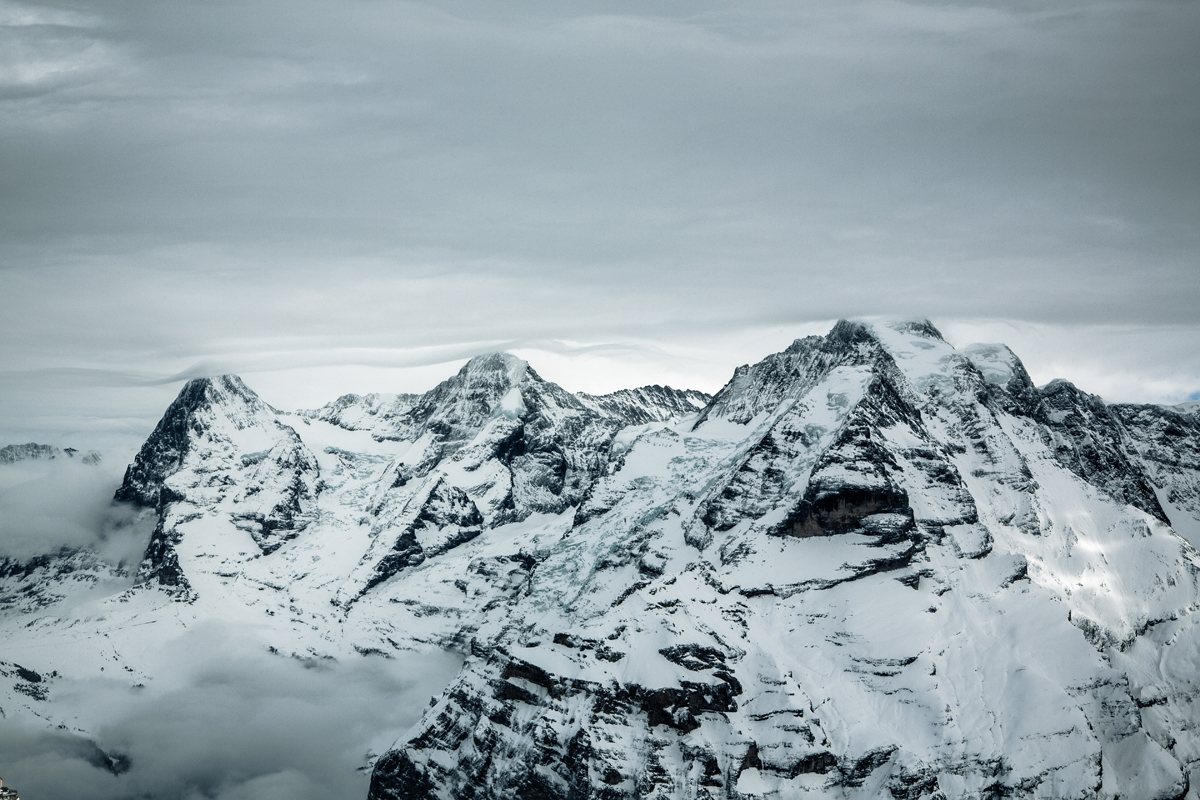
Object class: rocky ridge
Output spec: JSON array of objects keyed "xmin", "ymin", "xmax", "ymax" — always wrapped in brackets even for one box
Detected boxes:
[
  {"xmin": 2, "ymin": 321, "xmax": 1200, "ymax": 800},
  {"xmin": 0, "ymin": 443, "xmax": 101, "ymax": 465},
  {"xmin": 365, "ymin": 321, "xmax": 1200, "ymax": 800}
]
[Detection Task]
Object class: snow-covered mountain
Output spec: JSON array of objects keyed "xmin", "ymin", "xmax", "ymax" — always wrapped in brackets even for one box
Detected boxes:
[
  {"xmin": 4, "ymin": 320, "xmax": 1200, "ymax": 800},
  {"xmin": 0, "ymin": 443, "xmax": 101, "ymax": 465}
]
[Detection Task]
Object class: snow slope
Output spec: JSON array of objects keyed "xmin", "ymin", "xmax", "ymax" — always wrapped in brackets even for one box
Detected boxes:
[{"xmin": 3, "ymin": 321, "xmax": 1200, "ymax": 800}]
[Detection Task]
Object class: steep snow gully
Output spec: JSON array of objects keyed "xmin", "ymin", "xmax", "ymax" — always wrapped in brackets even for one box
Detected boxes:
[{"xmin": 4, "ymin": 320, "xmax": 1200, "ymax": 800}]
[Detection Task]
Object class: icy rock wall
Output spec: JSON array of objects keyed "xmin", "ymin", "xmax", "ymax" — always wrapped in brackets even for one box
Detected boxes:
[
  {"xmin": 24, "ymin": 320, "xmax": 1200, "ymax": 800},
  {"xmin": 367, "ymin": 321, "xmax": 1200, "ymax": 800}
]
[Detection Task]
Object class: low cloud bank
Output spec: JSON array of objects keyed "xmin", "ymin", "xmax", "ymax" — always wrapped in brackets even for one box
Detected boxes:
[
  {"xmin": 1, "ymin": 622, "xmax": 463, "ymax": 800},
  {"xmin": 0, "ymin": 455, "xmax": 150, "ymax": 564}
]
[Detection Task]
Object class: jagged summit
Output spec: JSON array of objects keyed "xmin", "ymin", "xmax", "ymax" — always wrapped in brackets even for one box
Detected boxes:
[
  {"xmin": 174, "ymin": 374, "xmax": 275, "ymax": 415},
  {"xmin": 459, "ymin": 351, "xmax": 530, "ymax": 382},
  {"xmin": 578, "ymin": 385, "xmax": 710, "ymax": 426},
  {"xmin": 390, "ymin": 351, "xmax": 563, "ymax": 445},
  {"xmin": 305, "ymin": 352, "xmax": 712, "ymax": 442},
  {"xmin": 114, "ymin": 374, "xmax": 279, "ymax": 508},
  {"xmin": 694, "ymin": 318, "xmax": 925, "ymax": 427},
  {"xmin": 303, "ymin": 352, "xmax": 567, "ymax": 445},
  {"xmin": 7, "ymin": 323, "xmax": 1200, "ymax": 800}
]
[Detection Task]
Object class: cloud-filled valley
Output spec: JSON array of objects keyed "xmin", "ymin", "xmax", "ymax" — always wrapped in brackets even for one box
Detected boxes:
[{"xmin": 0, "ymin": 625, "xmax": 461, "ymax": 800}]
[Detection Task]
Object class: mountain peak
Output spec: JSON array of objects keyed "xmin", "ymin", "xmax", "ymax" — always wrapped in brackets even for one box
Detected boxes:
[
  {"xmin": 884, "ymin": 317, "xmax": 945, "ymax": 341},
  {"xmin": 114, "ymin": 374, "xmax": 280, "ymax": 507},
  {"xmin": 174, "ymin": 374, "xmax": 273, "ymax": 414},
  {"xmin": 0, "ymin": 443, "xmax": 63, "ymax": 464},
  {"xmin": 777, "ymin": 318, "xmax": 945, "ymax": 365},
  {"xmin": 436, "ymin": 353, "xmax": 535, "ymax": 409},
  {"xmin": 805, "ymin": 317, "xmax": 945, "ymax": 348},
  {"xmin": 818, "ymin": 318, "xmax": 879, "ymax": 348},
  {"xmin": 1173, "ymin": 399, "xmax": 1200, "ymax": 415},
  {"xmin": 458, "ymin": 352, "xmax": 530, "ymax": 385},
  {"xmin": 698, "ymin": 319, "xmax": 901, "ymax": 426}
]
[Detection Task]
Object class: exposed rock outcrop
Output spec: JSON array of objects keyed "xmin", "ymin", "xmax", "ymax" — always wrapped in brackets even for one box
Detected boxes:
[
  {"xmin": 7, "ymin": 321, "xmax": 1200, "ymax": 800},
  {"xmin": 366, "ymin": 320, "xmax": 1200, "ymax": 800}
]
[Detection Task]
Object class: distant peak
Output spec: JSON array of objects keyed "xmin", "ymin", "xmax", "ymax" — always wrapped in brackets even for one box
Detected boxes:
[
  {"xmin": 1041, "ymin": 377, "xmax": 1077, "ymax": 391},
  {"xmin": 0, "ymin": 442, "xmax": 61, "ymax": 464},
  {"xmin": 0, "ymin": 442, "xmax": 102, "ymax": 465},
  {"xmin": 462, "ymin": 352, "xmax": 526, "ymax": 369},
  {"xmin": 1172, "ymin": 399, "xmax": 1200, "ymax": 415},
  {"xmin": 855, "ymin": 317, "xmax": 945, "ymax": 341},
  {"xmin": 891, "ymin": 318, "xmax": 945, "ymax": 341},
  {"xmin": 182, "ymin": 374, "xmax": 253, "ymax": 393},
  {"xmin": 458, "ymin": 353, "xmax": 530, "ymax": 384},
  {"xmin": 779, "ymin": 320, "xmax": 877, "ymax": 357},
  {"xmin": 172, "ymin": 374, "xmax": 273, "ymax": 414}
]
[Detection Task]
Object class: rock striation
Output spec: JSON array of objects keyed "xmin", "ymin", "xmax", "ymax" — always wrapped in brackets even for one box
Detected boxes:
[{"xmin": 364, "ymin": 321, "xmax": 1200, "ymax": 800}]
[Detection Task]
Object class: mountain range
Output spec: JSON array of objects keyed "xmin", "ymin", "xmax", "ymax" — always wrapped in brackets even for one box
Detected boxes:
[{"xmin": 2, "ymin": 319, "xmax": 1200, "ymax": 800}]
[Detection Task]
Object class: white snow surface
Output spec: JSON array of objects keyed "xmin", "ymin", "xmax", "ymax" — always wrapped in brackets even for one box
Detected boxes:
[{"xmin": 2, "ymin": 321, "xmax": 1200, "ymax": 800}]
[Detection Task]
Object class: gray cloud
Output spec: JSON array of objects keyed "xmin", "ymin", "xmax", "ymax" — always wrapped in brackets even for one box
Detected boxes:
[
  {"xmin": 0, "ymin": 623, "xmax": 462, "ymax": 800},
  {"xmin": 0, "ymin": 0, "xmax": 1197, "ymax": 437},
  {"xmin": 0, "ymin": 456, "xmax": 149, "ymax": 560}
]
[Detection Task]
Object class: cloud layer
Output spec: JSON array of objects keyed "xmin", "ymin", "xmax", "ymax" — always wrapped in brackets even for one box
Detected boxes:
[
  {"xmin": 0, "ymin": 623, "xmax": 463, "ymax": 800},
  {"xmin": 0, "ymin": 456, "xmax": 149, "ymax": 560},
  {"xmin": 0, "ymin": 0, "xmax": 1197, "ymax": 441}
]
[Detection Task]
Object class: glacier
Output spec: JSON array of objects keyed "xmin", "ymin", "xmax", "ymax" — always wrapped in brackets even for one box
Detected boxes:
[{"xmin": 1, "ymin": 319, "xmax": 1199, "ymax": 800}]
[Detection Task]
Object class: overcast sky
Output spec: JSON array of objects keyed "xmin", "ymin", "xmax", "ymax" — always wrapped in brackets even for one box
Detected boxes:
[{"xmin": 1, "ymin": 0, "xmax": 1198, "ymax": 452}]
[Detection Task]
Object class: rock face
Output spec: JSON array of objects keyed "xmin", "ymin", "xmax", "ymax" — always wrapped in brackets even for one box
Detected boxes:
[
  {"xmin": 1112, "ymin": 403, "xmax": 1200, "ymax": 550},
  {"xmin": 107, "ymin": 357, "xmax": 713, "ymax": 608},
  {"xmin": 578, "ymin": 386, "xmax": 712, "ymax": 427},
  {"xmin": 365, "ymin": 321, "xmax": 1200, "ymax": 800},
  {"xmin": 6, "ymin": 321, "xmax": 1200, "ymax": 800},
  {"xmin": 114, "ymin": 375, "xmax": 321, "ymax": 597},
  {"xmin": 0, "ymin": 548, "xmax": 128, "ymax": 614},
  {"xmin": 0, "ymin": 443, "xmax": 61, "ymax": 464}
]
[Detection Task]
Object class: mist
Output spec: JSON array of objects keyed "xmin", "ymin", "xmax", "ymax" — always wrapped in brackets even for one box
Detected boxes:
[
  {"xmin": 0, "ymin": 455, "xmax": 151, "ymax": 564},
  {"xmin": 0, "ymin": 445, "xmax": 463, "ymax": 800},
  {"xmin": 0, "ymin": 622, "xmax": 463, "ymax": 800}
]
